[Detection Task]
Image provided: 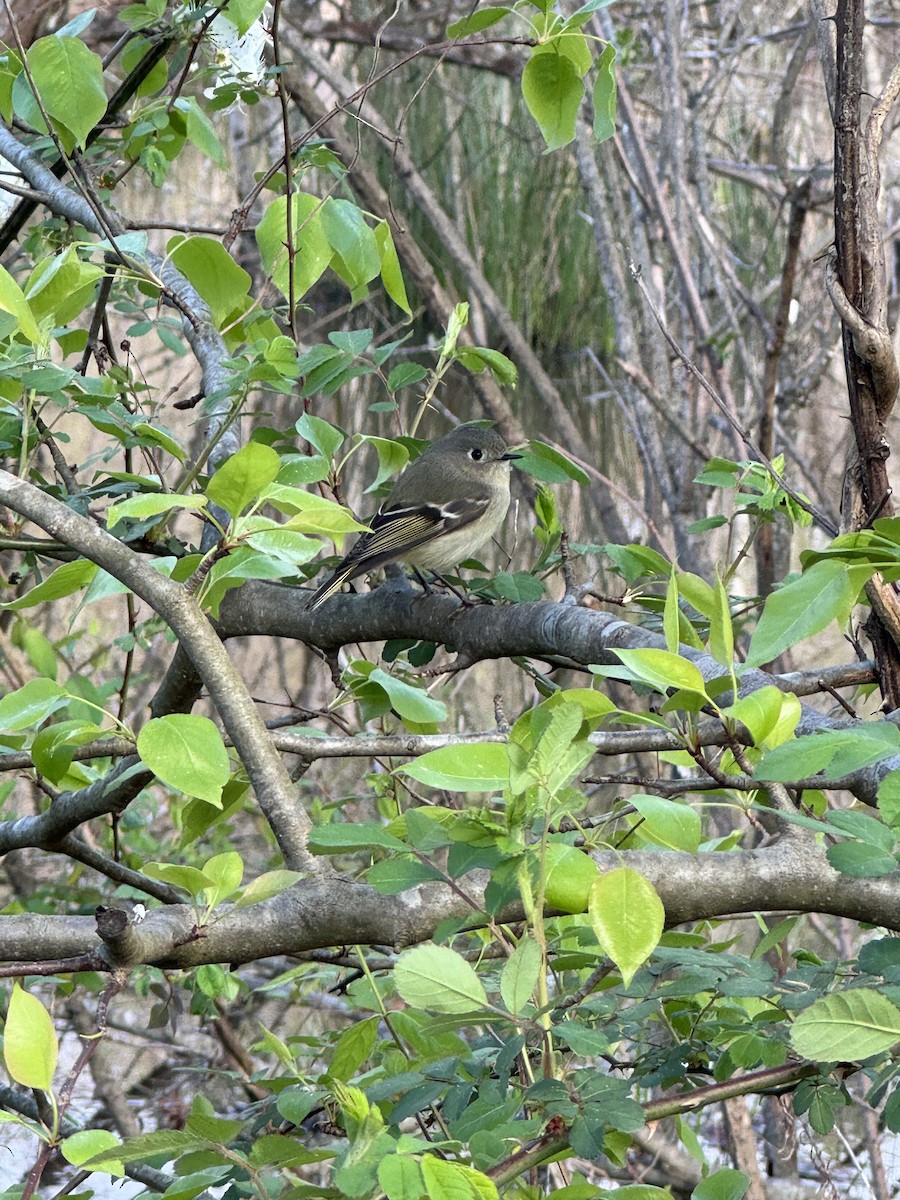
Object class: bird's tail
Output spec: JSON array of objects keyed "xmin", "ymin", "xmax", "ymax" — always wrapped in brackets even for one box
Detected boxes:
[{"xmin": 304, "ymin": 563, "xmax": 358, "ymax": 611}]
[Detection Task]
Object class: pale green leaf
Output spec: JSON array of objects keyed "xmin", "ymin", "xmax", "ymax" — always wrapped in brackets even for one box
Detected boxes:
[
  {"xmin": 27, "ymin": 35, "xmax": 107, "ymax": 150},
  {"xmin": 395, "ymin": 944, "xmax": 489, "ymax": 1013},
  {"xmin": 746, "ymin": 560, "xmax": 859, "ymax": 667},
  {"xmin": 60, "ymin": 1130, "xmax": 123, "ymax": 1175},
  {"xmin": 500, "ymin": 936, "xmax": 542, "ymax": 1014},
  {"xmin": 592, "ymin": 43, "xmax": 617, "ymax": 142},
  {"xmin": 790, "ymin": 988, "xmax": 900, "ymax": 1061},
  {"xmin": 522, "ymin": 50, "xmax": 584, "ymax": 150},
  {"xmin": 368, "ymin": 668, "xmax": 447, "ymax": 724},
  {"xmin": 137, "ymin": 714, "xmax": 230, "ymax": 805},
  {"xmin": 420, "ymin": 1155, "xmax": 498, "ymax": 1200},
  {"xmin": 234, "ymin": 869, "xmax": 302, "ymax": 909},
  {"xmin": 399, "ymin": 742, "xmax": 509, "ymax": 791},
  {"xmin": 107, "ymin": 492, "xmax": 205, "ymax": 527},
  {"xmin": 630, "ymin": 794, "xmax": 701, "ymax": 852},
  {"xmin": 207, "ymin": 442, "xmax": 282, "ymax": 518},
  {"xmin": 4, "ymin": 984, "xmax": 58, "ymax": 1091},
  {"xmin": 590, "ymin": 867, "xmax": 664, "ymax": 986},
  {"xmin": 0, "ymin": 678, "xmax": 66, "ymax": 732}
]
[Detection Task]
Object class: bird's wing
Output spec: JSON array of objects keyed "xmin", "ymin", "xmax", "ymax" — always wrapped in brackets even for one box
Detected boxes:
[
  {"xmin": 358, "ymin": 496, "xmax": 490, "ymax": 565},
  {"xmin": 304, "ymin": 497, "xmax": 489, "ymax": 611}
]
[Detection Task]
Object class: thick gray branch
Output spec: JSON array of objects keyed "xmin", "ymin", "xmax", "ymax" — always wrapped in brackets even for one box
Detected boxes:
[{"xmin": 0, "ymin": 837, "xmax": 898, "ymax": 970}]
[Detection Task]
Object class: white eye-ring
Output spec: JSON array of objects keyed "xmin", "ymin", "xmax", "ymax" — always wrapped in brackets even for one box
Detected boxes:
[{"xmin": 470, "ymin": 448, "xmax": 484, "ymax": 461}]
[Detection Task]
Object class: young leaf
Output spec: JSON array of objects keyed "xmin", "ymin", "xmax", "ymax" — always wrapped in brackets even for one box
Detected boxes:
[
  {"xmin": 500, "ymin": 936, "xmax": 542, "ymax": 1014},
  {"xmin": 605, "ymin": 648, "xmax": 708, "ymax": 698},
  {"xmin": 26, "ymin": 36, "xmax": 107, "ymax": 150},
  {"xmin": 60, "ymin": 1130, "xmax": 124, "ymax": 1176},
  {"xmin": 592, "ymin": 43, "xmax": 617, "ymax": 142},
  {"xmin": 0, "ymin": 678, "xmax": 66, "ymax": 732},
  {"xmin": 4, "ymin": 984, "xmax": 58, "ymax": 1092},
  {"xmin": 395, "ymin": 944, "xmax": 489, "ymax": 1013},
  {"xmin": 107, "ymin": 493, "xmax": 206, "ymax": 527},
  {"xmin": 137, "ymin": 714, "xmax": 231, "ymax": 805},
  {"xmin": 206, "ymin": 441, "xmax": 282, "ymax": 518},
  {"xmin": 745, "ymin": 559, "xmax": 861, "ymax": 667},
  {"xmin": 790, "ymin": 988, "xmax": 900, "ymax": 1061},
  {"xmin": 398, "ymin": 742, "xmax": 509, "ymax": 791},
  {"xmin": 368, "ymin": 668, "xmax": 448, "ymax": 724},
  {"xmin": 590, "ymin": 867, "xmax": 665, "ymax": 985},
  {"xmin": 255, "ymin": 192, "xmax": 332, "ymax": 301},
  {"xmin": 521, "ymin": 48, "xmax": 584, "ymax": 150},
  {"xmin": 374, "ymin": 220, "xmax": 411, "ymax": 315}
]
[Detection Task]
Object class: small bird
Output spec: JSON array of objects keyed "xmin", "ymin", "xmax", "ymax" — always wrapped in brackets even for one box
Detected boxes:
[{"xmin": 304, "ymin": 425, "xmax": 521, "ymax": 611}]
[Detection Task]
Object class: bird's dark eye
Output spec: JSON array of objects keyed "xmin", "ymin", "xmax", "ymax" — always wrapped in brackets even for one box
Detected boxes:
[{"xmin": 470, "ymin": 448, "xmax": 484, "ymax": 461}]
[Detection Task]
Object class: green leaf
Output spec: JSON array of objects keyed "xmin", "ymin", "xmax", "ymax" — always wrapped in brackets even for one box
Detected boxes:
[
  {"xmin": 755, "ymin": 724, "xmax": 900, "ymax": 782},
  {"xmin": 374, "ymin": 220, "xmax": 411, "ymax": 315},
  {"xmin": 630, "ymin": 795, "xmax": 701, "ymax": 852},
  {"xmin": 322, "ymin": 199, "xmax": 381, "ymax": 290},
  {"xmin": 359, "ymin": 436, "xmax": 410, "ymax": 493},
  {"xmin": 83, "ymin": 1130, "xmax": 207, "ymax": 1169},
  {"xmin": 137, "ymin": 714, "xmax": 231, "ymax": 805},
  {"xmin": 721, "ymin": 687, "xmax": 798, "ymax": 748},
  {"xmin": 0, "ymin": 261, "xmax": 42, "ymax": 343},
  {"xmin": 691, "ymin": 1169, "xmax": 750, "ymax": 1200},
  {"xmin": 26, "ymin": 246, "xmax": 104, "ymax": 326},
  {"xmin": 395, "ymin": 944, "xmax": 489, "ymax": 1013},
  {"xmin": 295, "ymin": 412, "xmax": 345, "ymax": 460},
  {"xmin": 589, "ymin": 867, "xmax": 664, "ymax": 986},
  {"xmin": 167, "ymin": 235, "xmax": 251, "ymax": 328},
  {"xmin": 4, "ymin": 984, "xmax": 58, "ymax": 1091},
  {"xmin": 244, "ymin": 528, "xmax": 320, "ymax": 566},
  {"xmin": 308, "ymin": 822, "xmax": 408, "ymax": 855},
  {"xmin": 387, "ymin": 363, "xmax": 428, "ymax": 392},
  {"xmin": 544, "ymin": 843, "xmax": 602, "ymax": 912},
  {"xmin": 500, "ymin": 936, "xmax": 542, "ymax": 1014},
  {"xmin": 220, "ymin": 0, "xmax": 268, "ymax": 35},
  {"xmin": 826, "ymin": 841, "xmax": 897, "ymax": 878},
  {"xmin": 27, "ymin": 35, "xmax": 107, "ymax": 150},
  {"xmin": 329, "ymin": 1016, "xmax": 378, "ymax": 1082},
  {"xmin": 592, "ymin": 43, "xmax": 617, "ymax": 142},
  {"xmin": 233, "ymin": 869, "xmax": 302, "ymax": 908},
  {"xmin": 447, "ymin": 7, "xmax": 510, "ymax": 38},
  {"xmin": 143, "ymin": 862, "xmax": 215, "ymax": 899},
  {"xmin": 878, "ymin": 770, "xmax": 900, "ymax": 834},
  {"xmin": 827, "ymin": 808, "xmax": 895, "ymax": 851},
  {"xmin": 399, "ymin": 742, "xmax": 509, "ymax": 791},
  {"xmin": 367, "ymin": 856, "xmax": 444, "ymax": 893},
  {"xmin": 0, "ymin": 678, "xmax": 66, "ymax": 732},
  {"xmin": 60, "ymin": 1130, "xmax": 123, "ymax": 1175},
  {"xmin": 663, "ymin": 570, "xmax": 680, "ymax": 653},
  {"xmin": 746, "ymin": 559, "xmax": 860, "ymax": 667},
  {"xmin": 378, "ymin": 1155, "xmax": 426, "ymax": 1200},
  {"xmin": 202, "ymin": 850, "xmax": 243, "ymax": 905},
  {"xmin": 107, "ymin": 492, "xmax": 206, "ymax": 527},
  {"xmin": 260, "ymin": 484, "xmax": 368, "ymax": 534},
  {"xmin": 420, "ymin": 1156, "xmax": 498, "ymax": 1200},
  {"xmin": 182, "ymin": 96, "xmax": 226, "ymax": 166},
  {"xmin": 31, "ymin": 719, "xmax": 105, "ymax": 784},
  {"xmin": 455, "ymin": 346, "xmax": 518, "ymax": 387},
  {"xmin": 515, "ymin": 440, "xmax": 589, "ymax": 485},
  {"xmin": 603, "ymin": 648, "xmax": 708, "ymax": 698},
  {"xmin": 790, "ymin": 988, "xmax": 900, "ymax": 1061},
  {"xmin": 368, "ymin": 668, "xmax": 448, "ymax": 724},
  {"xmin": 207, "ymin": 441, "xmax": 282, "ymax": 518},
  {"xmin": 521, "ymin": 49, "xmax": 584, "ymax": 151},
  {"xmin": 255, "ymin": 192, "xmax": 333, "ymax": 302}
]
